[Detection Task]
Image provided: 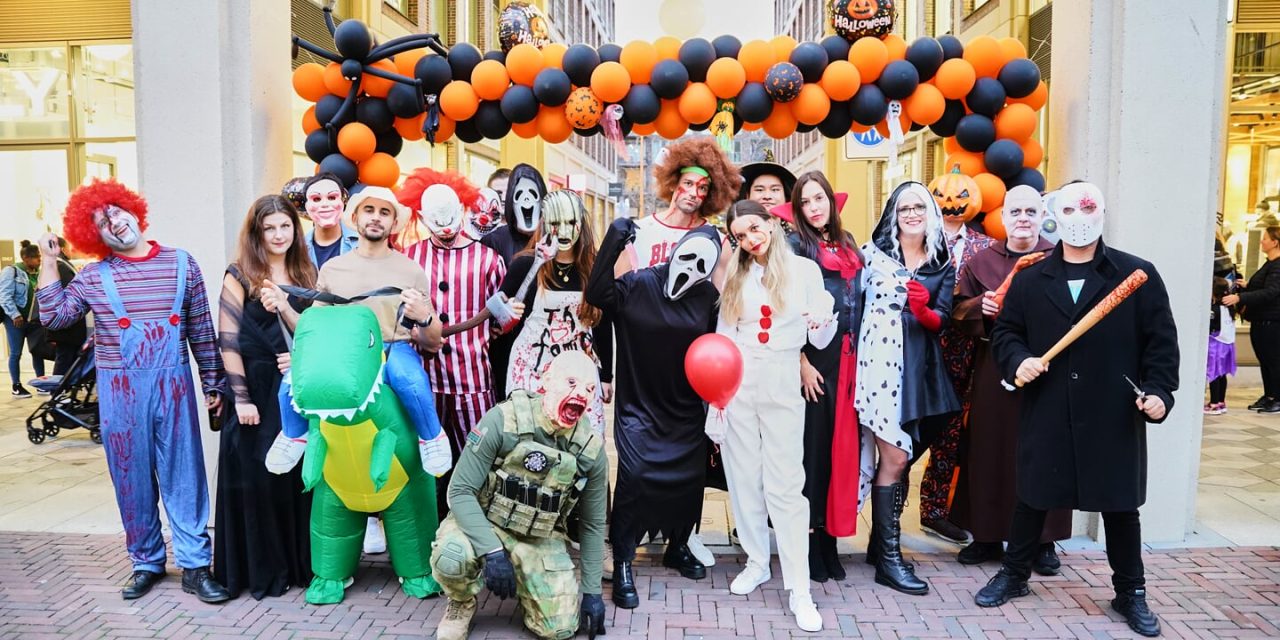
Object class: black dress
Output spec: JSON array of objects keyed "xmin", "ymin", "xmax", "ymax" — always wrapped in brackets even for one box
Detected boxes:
[{"xmin": 213, "ymin": 267, "xmax": 311, "ymax": 599}]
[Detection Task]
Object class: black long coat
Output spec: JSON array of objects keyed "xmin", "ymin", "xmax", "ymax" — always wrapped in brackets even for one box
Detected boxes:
[{"xmin": 991, "ymin": 242, "xmax": 1179, "ymax": 512}]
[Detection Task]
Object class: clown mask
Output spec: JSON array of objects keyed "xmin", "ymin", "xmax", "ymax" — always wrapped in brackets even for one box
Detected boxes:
[
  {"xmin": 1053, "ymin": 182, "xmax": 1106, "ymax": 248},
  {"xmin": 540, "ymin": 351, "xmax": 599, "ymax": 430},
  {"xmin": 469, "ymin": 188, "xmax": 502, "ymax": 237},
  {"xmin": 542, "ymin": 191, "xmax": 583, "ymax": 252},
  {"xmin": 420, "ymin": 184, "xmax": 466, "ymax": 245},
  {"xmin": 665, "ymin": 230, "xmax": 720, "ymax": 300},
  {"xmin": 305, "ymin": 179, "xmax": 345, "ymax": 229},
  {"xmin": 512, "ymin": 176, "xmax": 543, "ymax": 234},
  {"xmin": 95, "ymin": 204, "xmax": 143, "ymax": 252}
]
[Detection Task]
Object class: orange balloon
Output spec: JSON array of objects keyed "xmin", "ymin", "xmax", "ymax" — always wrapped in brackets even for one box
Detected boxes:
[
  {"xmin": 820, "ymin": 60, "xmax": 861, "ymax": 101},
  {"xmin": 964, "ymin": 36, "xmax": 1004, "ymax": 78},
  {"xmin": 792, "ymin": 84, "xmax": 831, "ymax": 126},
  {"xmin": 982, "ymin": 211, "xmax": 1008, "ymax": 241},
  {"xmin": 770, "ymin": 35, "xmax": 798, "ymax": 62},
  {"xmin": 995, "ymin": 103, "xmax": 1037, "ymax": 142},
  {"xmin": 621, "ymin": 40, "xmax": 659, "ymax": 84},
  {"xmin": 394, "ymin": 114, "xmax": 426, "ymax": 141},
  {"xmin": 337, "ymin": 122, "xmax": 377, "ymax": 162},
  {"xmin": 511, "ymin": 119, "xmax": 540, "ymax": 139},
  {"xmin": 394, "ymin": 50, "xmax": 427, "ymax": 79},
  {"xmin": 566, "ymin": 87, "xmax": 604, "ymax": 129},
  {"xmin": 904, "ymin": 83, "xmax": 945, "ymax": 125},
  {"xmin": 590, "ymin": 61, "xmax": 631, "ymax": 103},
  {"xmin": 471, "ymin": 60, "xmax": 511, "ymax": 101},
  {"xmin": 362, "ymin": 60, "xmax": 397, "ymax": 98},
  {"xmin": 944, "ymin": 136, "xmax": 961, "ymax": 156},
  {"xmin": 537, "ymin": 105, "xmax": 573, "ymax": 143},
  {"xmin": 678, "ymin": 83, "xmax": 717, "ymax": 124},
  {"xmin": 851, "ymin": 121, "xmax": 871, "ymax": 134},
  {"xmin": 742, "ymin": 121, "xmax": 763, "ymax": 132},
  {"xmin": 973, "ymin": 172, "xmax": 1007, "ymax": 211},
  {"xmin": 1009, "ymin": 80, "xmax": 1048, "ymax": 110},
  {"xmin": 1021, "ymin": 138, "xmax": 1044, "ymax": 168},
  {"xmin": 762, "ymin": 102, "xmax": 798, "ymax": 139},
  {"xmin": 302, "ymin": 105, "xmax": 320, "ymax": 135},
  {"xmin": 738, "ymin": 40, "xmax": 777, "ymax": 83},
  {"xmin": 632, "ymin": 121, "xmax": 657, "ymax": 136},
  {"xmin": 433, "ymin": 116, "xmax": 456, "ymax": 143},
  {"xmin": 542, "ymin": 43, "xmax": 568, "ymax": 70},
  {"xmin": 946, "ymin": 151, "xmax": 986, "ymax": 177},
  {"xmin": 506, "ymin": 43, "xmax": 545, "ymax": 86},
  {"xmin": 882, "ymin": 34, "xmax": 907, "ymax": 61},
  {"xmin": 440, "ymin": 81, "xmax": 480, "ymax": 120},
  {"xmin": 323, "ymin": 62, "xmax": 352, "ymax": 96},
  {"xmin": 654, "ymin": 36, "xmax": 682, "ymax": 60},
  {"xmin": 998, "ymin": 37, "xmax": 1028, "ymax": 65},
  {"xmin": 873, "ymin": 111, "xmax": 912, "ymax": 139},
  {"xmin": 849, "ymin": 37, "xmax": 889, "ymax": 83},
  {"xmin": 358, "ymin": 152, "xmax": 400, "ymax": 188},
  {"xmin": 934, "ymin": 58, "xmax": 977, "ymax": 100},
  {"xmin": 707, "ymin": 58, "xmax": 747, "ymax": 100},
  {"xmin": 654, "ymin": 99, "xmax": 688, "ymax": 139},
  {"xmin": 292, "ymin": 63, "xmax": 328, "ymax": 102}
]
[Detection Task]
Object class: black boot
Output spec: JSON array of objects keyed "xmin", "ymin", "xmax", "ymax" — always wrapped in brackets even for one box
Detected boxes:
[
  {"xmin": 661, "ymin": 544, "xmax": 706, "ymax": 580},
  {"xmin": 1112, "ymin": 588, "xmax": 1161, "ymax": 637},
  {"xmin": 808, "ymin": 532, "xmax": 829, "ymax": 583},
  {"xmin": 957, "ymin": 541, "xmax": 1004, "ymax": 565},
  {"xmin": 121, "ymin": 570, "xmax": 164, "ymax": 600},
  {"xmin": 871, "ymin": 483, "xmax": 928, "ymax": 595},
  {"xmin": 611, "ymin": 560, "xmax": 639, "ymax": 609},
  {"xmin": 1033, "ymin": 542, "xmax": 1061, "ymax": 576},
  {"xmin": 181, "ymin": 567, "xmax": 231, "ymax": 604},
  {"xmin": 974, "ymin": 568, "xmax": 1030, "ymax": 607},
  {"xmin": 864, "ymin": 530, "xmax": 878, "ymax": 565},
  {"xmin": 817, "ymin": 530, "xmax": 845, "ymax": 581}
]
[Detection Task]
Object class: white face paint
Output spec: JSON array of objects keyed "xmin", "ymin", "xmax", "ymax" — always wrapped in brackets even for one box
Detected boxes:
[
  {"xmin": 94, "ymin": 204, "xmax": 142, "ymax": 252},
  {"xmin": 1053, "ymin": 183, "xmax": 1106, "ymax": 248},
  {"xmin": 665, "ymin": 235, "xmax": 720, "ymax": 300},
  {"xmin": 542, "ymin": 192, "xmax": 582, "ymax": 252},
  {"xmin": 420, "ymin": 184, "xmax": 465, "ymax": 244},
  {"xmin": 305, "ymin": 179, "xmax": 345, "ymax": 229},
  {"xmin": 469, "ymin": 188, "xmax": 502, "ymax": 236},
  {"xmin": 512, "ymin": 177, "xmax": 542, "ymax": 234},
  {"xmin": 1001, "ymin": 185, "xmax": 1044, "ymax": 243}
]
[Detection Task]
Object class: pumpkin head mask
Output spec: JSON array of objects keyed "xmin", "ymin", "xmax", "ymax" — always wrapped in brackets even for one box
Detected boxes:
[{"xmin": 928, "ymin": 166, "xmax": 983, "ymax": 222}]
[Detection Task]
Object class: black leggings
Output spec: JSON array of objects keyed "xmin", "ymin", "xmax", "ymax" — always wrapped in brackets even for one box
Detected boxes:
[
  {"xmin": 1003, "ymin": 501, "xmax": 1145, "ymax": 593},
  {"xmin": 1251, "ymin": 320, "xmax": 1280, "ymax": 399},
  {"xmin": 1208, "ymin": 376, "xmax": 1228, "ymax": 404}
]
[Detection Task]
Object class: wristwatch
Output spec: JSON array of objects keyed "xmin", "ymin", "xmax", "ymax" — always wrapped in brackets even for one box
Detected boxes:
[{"xmin": 400, "ymin": 314, "xmax": 435, "ymax": 330}]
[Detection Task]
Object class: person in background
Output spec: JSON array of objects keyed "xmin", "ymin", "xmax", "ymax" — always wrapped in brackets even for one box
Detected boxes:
[
  {"xmin": 300, "ymin": 173, "xmax": 359, "ymax": 270},
  {"xmin": 487, "ymin": 168, "xmax": 510, "ymax": 210},
  {"xmin": 1, "ymin": 241, "xmax": 46, "ymax": 398},
  {"xmin": 1223, "ymin": 216, "xmax": 1280, "ymax": 413},
  {"xmin": 740, "ymin": 161, "xmax": 797, "ymax": 231},
  {"xmin": 48, "ymin": 237, "xmax": 89, "ymax": 376},
  {"xmin": 1206, "ymin": 277, "xmax": 1237, "ymax": 415}
]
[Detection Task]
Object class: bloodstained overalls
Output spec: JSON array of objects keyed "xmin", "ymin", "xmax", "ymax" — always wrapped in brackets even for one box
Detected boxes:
[{"xmin": 97, "ymin": 251, "xmax": 213, "ymax": 573}]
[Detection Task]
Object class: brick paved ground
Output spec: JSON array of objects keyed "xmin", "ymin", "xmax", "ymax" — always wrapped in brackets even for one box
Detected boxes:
[{"xmin": 0, "ymin": 532, "xmax": 1276, "ymax": 639}]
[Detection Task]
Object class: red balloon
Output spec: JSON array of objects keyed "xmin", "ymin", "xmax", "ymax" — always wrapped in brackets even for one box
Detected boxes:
[{"xmin": 684, "ymin": 334, "xmax": 744, "ymax": 410}]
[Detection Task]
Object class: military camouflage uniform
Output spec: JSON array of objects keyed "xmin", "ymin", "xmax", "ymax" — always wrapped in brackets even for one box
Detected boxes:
[{"xmin": 431, "ymin": 391, "xmax": 608, "ymax": 639}]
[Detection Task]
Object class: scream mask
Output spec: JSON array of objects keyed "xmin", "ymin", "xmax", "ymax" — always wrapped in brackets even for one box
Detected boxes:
[
  {"xmin": 470, "ymin": 188, "xmax": 502, "ymax": 237},
  {"xmin": 305, "ymin": 178, "xmax": 346, "ymax": 229},
  {"xmin": 511, "ymin": 176, "xmax": 544, "ymax": 234},
  {"xmin": 665, "ymin": 228, "xmax": 721, "ymax": 300},
  {"xmin": 541, "ymin": 190, "xmax": 584, "ymax": 252},
  {"xmin": 96, "ymin": 204, "xmax": 143, "ymax": 252},
  {"xmin": 540, "ymin": 351, "xmax": 599, "ymax": 430},
  {"xmin": 420, "ymin": 184, "xmax": 466, "ymax": 244},
  {"xmin": 1053, "ymin": 182, "xmax": 1106, "ymax": 248}
]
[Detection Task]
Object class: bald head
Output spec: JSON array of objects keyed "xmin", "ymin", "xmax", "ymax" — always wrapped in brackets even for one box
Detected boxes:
[
  {"xmin": 1002, "ymin": 185, "xmax": 1044, "ymax": 245},
  {"xmin": 541, "ymin": 352, "xmax": 600, "ymax": 429}
]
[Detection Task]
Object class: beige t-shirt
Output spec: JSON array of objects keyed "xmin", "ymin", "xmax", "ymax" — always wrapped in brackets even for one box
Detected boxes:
[{"xmin": 316, "ymin": 249, "xmax": 430, "ymax": 342}]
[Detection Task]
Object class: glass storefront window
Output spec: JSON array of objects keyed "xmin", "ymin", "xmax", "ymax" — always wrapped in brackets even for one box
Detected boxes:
[
  {"xmin": 76, "ymin": 45, "xmax": 135, "ymax": 139},
  {"xmin": 81, "ymin": 141, "xmax": 139, "ymax": 188},
  {"xmin": 0, "ymin": 47, "xmax": 71, "ymax": 140},
  {"xmin": 0, "ymin": 148, "xmax": 71, "ymax": 245}
]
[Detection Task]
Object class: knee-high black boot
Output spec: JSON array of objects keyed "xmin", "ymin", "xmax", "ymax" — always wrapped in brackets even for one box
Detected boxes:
[
  {"xmin": 809, "ymin": 532, "xmax": 829, "ymax": 582},
  {"xmin": 819, "ymin": 530, "xmax": 846, "ymax": 581},
  {"xmin": 872, "ymin": 483, "xmax": 928, "ymax": 595}
]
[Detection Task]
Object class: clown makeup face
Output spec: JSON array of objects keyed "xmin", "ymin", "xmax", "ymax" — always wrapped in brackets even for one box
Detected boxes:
[
  {"xmin": 1002, "ymin": 186, "xmax": 1044, "ymax": 247},
  {"xmin": 1054, "ymin": 183, "xmax": 1106, "ymax": 248},
  {"xmin": 262, "ymin": 212, "xmax": 295, "ymax": 257},
  {"xmin": 542, "ymin": 192, "xmax": 583, "ymax": 252},
  {"xmin": 665, "ymin": 233, "xmax": 720, "ymax": 300},
  {"xmin": 673, "ymin": 171, "xmax": 710, "ymax": 215},
  {"xmin": 421, "ymin": 184, "xmax": 466, "ymax": 245},
  {"xmin": 355, "ymin": 197, "xmax": 397, "ymax": 242},
  {"xmin": 512, "ymin": 177, "xmax": 543, "ymax": 234},
  {"xmin": 541, "ymin": 352, "xmax": 599, "ymax": 430},
  {"xmin": 798, "ymin": 180, "xmax": 831, "ymax": 232},
  {"xmin": 895, "ymin": 191, "xmax": 929, "ymax": 239},
  {"xmin": 305, "ymin": 179, "xmax": 345, "ymax": 229},
  {"xmin": 470, "ymin": 188, "xmax": 502, "ymax": 236},
  {"xmin": 749, "ymin": 174, "xmax": 786, "ymax": 208},
  {"xmin": 94, "ymin": 204, "xmax": 142, "ymax": 252},
  {"xmin": 730, "ymin": 214, "xmax": 773, "ymax": 258}
]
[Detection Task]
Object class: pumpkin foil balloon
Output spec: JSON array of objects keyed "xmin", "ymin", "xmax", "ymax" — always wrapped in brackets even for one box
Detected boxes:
[
  {"xmin": 764, "ymin": 62, "xmax": 804, "ymax": 103},
  {"xmin": 498, "ymin": 2, "xmax": 552, "ymax": 52},
  {"xmin": 928, "ymin": 166, "xmax": 983, "ymax": 222},
  {"xmin": 565, "ymin": 87, "xmax": 604, "ymax": 129},
  {"xmin": 830, "ymin": 0, "xmax": 896, "ymax": 42}
]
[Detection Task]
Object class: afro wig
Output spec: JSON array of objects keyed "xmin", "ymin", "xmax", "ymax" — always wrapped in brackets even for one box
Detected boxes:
[
  {"xmin": 63, "ymin": 179, "xmax": 149, "ymax": 259},
  {"xmin": 654, "ymin": 137, "xmax": 742, "ymax": 218}
]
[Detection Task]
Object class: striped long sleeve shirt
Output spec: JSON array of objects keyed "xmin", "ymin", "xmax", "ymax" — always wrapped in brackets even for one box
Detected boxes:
[{"xmin": 37, "ymin": 243, "xmax": 226, "ymax": 395}]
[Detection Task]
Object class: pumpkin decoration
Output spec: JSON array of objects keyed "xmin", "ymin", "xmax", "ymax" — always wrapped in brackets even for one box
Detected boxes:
[
  {"xmin": 928, "ymin": 165, "xmax": 983, "ymax": 222},
  {"xmin": 565, "ymin": 87, "xmax": 603, "ymax": 129},
  {"xmin": 498, "ymin": 2, "xmax": 552, "ymax": 52},
  {"xmin": 831, "ymin": 0, "xmax": 895, "ymax": 42},
  {"xmin": 764, "ymin": 62, "xmax": 804, "ymax": 103},
  {"xmin": 848, "ymin": 0, "xmax": 879, "ymax": 20}
]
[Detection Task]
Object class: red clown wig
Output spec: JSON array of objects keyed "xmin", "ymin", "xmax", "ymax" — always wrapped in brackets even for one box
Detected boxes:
[
  {"xmin": 63, "ymin": 179, "xmax": 149, "ymax": 259},
  {"xmin": 395, "ymin": 169, "xmax": 482, "ymax": 247}
]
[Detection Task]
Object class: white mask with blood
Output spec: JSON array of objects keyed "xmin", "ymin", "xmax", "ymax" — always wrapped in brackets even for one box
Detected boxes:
[
  {"xmin": 665, "ymin": 235, "xmax": 720, "ymax": 300},
  {"xmin": 542, "ymin": 192, "xmax": 582, "ymax": 252},
  {"xmin": 470, "ymin": 188, "xmax": 502, "ymax": 236},
  {"xmin": 512, "ymin": 177, "xmax": 542, "ymax": 234},
  {"xmin": 421, "ymin": 184, "xmax": 466, "ymax": 245},
  {"xmin": 1053, "ymin": 183, "xmax": 1106, "ymax": 248}
]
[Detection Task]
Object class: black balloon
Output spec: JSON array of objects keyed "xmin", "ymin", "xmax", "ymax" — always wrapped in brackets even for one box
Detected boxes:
[
  {"xmin": 455, "ymin": 117, "xmax": 483, "ymax": 143},
  {"xmin": 356, "ymin": 98, "xmax": 394, "ymax": 132},
  {"xmin": 679, "ymin": 38, "xmax": 717, "ymax": 82},
  {"xmin": 955, "ymin": 113, "xmax": 996, "ymax": 152},
  {"xmin": 575, "ymin": 124, "xmax": 602, "ymax": 137},
  {"xmin": 500, "ymin": 85, "xmax": 539, "ymax": 123},
  {"xmin": 820, "ymin": 35, "xmax": 851, "ymax": 65},
  {"xmin": 689, "ymin": 119, "xmax": 711, "ymax": 132},
  {"xmin": 797, "ymin": 122, "xmax": 818, "ymax": 134},
  {"xmin": 850, "ymin": 83, "xmax": 889, "ymax": 126},
  {"xmin": 562, "ymin": 44, "xmax": 600, "ymax": 87},
  {"xmin": 533, "ymin": 68, "xmax": 572, "ymax": 106},
  {"xmin": 448, "ymin": 43, "xmax": 483, "ymax": 81},
  {"xmin": 621, "ymin": 84, "xmax": 661, "ymax": 124},
  {"xmin": 1007, "ymin": 167, "xmax": 1046, "ymax": 191},
  {"xmin": 937, "ymin": 35, "xmax": 965, "ymax": 60},
  {"xmin": 984, "ymin": 139, "xmax": 1025, "ymax": 179},
  {"xmin": 966, "ymin": 77, "xmax": 1006, "ymax": 117},
  {"xmin": 905, "ymin": 37, "xmax": 944, "ymax": 81},
  {"xmin": 712, "ymin": 35, "xmax": 743, "ymax": 59},
  {"xmin": 475, "ymin": 101, "xmax": 512, "ymax": 139},
  {"xmin": 789, "ymin": 42, "xmax": 829, "ymax": 84},
  {"xmin": 319, "ymin": 153, "xmax": 358, "ymax": 187},
  {"xmin": 386, "ymin": 82, "xmax": 423, "ymax": 118},
  {"xmin": 818, "ymin": 100, "xmax": 854, "ymax": 138},
  {"xmin": 598, "ymin": 43, "xmax": 622, "ymax": 63},
  {"xmin": 375, "ymin": 129, "xmax": 403, "ymax": 157},
  {"xmin": 415, "ymin": 55, "xmax": 453, "ymax": 95},
  {"xmin": 651, "ymin": 59, "xmax": 690, "ymax": 99},
  {"xmin": 998, "ymin": 58, "xmax": 1041, "ymax": 99},
  {"xmin": 341, "ymin": 59, "xmax": 363, "ymax": 80},
  {"xmin": 334, "ymin": 20, "xmax": 372, "ymax": 60},
  {"xmin": 764, "ymin": 62, "xmax": 804, "ymax": 103},
  {"xmin": 305, "ymin": 129, "xmax": 335, "ymax": 164},
  {"xmin": 928, "ymin": 99, "xmax": 966, "ymax": 137},
  {"xmin": 315, "ymin": 95, "xmax": 349, "ymax": 127},
  {"xmin": 736, "ymin": 82, "xmax": 773, "ymax": 123},
  {"xmin": 877, "ymin": 60, "xmax": 919, "ymax": 101},
  {"xmin": 483, "ymin": 50, "xmax": 507, "ymax": 63}
]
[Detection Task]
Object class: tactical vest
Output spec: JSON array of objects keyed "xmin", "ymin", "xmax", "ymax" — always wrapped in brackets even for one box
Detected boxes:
[{"xmin": 479, "ymin": 391, "xmax": 602, "ymax": 539}]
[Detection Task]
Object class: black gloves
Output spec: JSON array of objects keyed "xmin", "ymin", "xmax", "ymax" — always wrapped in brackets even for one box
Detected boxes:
[
  {"xmin": 580, "ymin": 593, "xmax": 606, "ymax": 639},
  {"xmin": 482, "ymin": 549, "xmax": 516, "ymax": 599},
  {"xmin": 609, "ymin": 217, "xmax": 637, "ymax": 244}
]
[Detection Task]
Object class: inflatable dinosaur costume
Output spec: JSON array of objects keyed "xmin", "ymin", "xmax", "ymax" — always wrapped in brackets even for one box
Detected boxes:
[{"xmin": 281, "ymin": 305, "xmax": 441, "ymax": 604}]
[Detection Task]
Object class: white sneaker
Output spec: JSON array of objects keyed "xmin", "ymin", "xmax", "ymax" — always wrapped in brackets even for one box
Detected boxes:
[
  {"xmin": 686, "ymin": 532, "xmax": 715, "ymax": 567},
  {"xmin": 730, "ymin": 561, "xmax": 771, "ymax": 595},
  {"xmin": 363, "ymin": 516, "xmax": 387, "ymax": 554},
  {"xmin": 789, "ymin": 591, "xmax": 823, "ymax": 632},
  {"xmin": 419, "ymin": 433, "xmax": 453, "ymax": 477},
  {"xmin": 265, "ymin": 432, "xmax": 307, "ymax": 473}
]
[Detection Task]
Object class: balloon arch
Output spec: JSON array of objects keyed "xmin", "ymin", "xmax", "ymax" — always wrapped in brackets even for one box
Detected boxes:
[{"xmin": 291, "ymin": 1, "xmax": 1046, "ymax": 222}]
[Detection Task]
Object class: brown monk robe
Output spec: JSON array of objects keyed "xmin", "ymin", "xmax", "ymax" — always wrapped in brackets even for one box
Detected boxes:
[{"xmin": 949, "ymin": 239, "xmax": 1072, "ymax": 566}]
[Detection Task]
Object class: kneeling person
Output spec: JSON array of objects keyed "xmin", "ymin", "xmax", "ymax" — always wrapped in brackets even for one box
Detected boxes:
[{"xmin": 432, "ymin": 352, "xmax": 608, "ymax": 640}]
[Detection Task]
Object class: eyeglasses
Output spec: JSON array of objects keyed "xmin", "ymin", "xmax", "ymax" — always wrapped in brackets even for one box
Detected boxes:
[{"xmin": 897, "ymin": 204, "xmax": 927, "ymax": 218}]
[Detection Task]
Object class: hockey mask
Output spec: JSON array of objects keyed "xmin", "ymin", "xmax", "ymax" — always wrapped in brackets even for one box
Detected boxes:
[
  {"xmin": 470, "ymin": 188, "xmax": 502, "ymax": 236},
  {"xmin": 540, "ymin": 351, "xmax": 599, "ymax": 430},
  {"xmin": 306, "ymin": 178, "xmax": 346, "ymax": 229},
  {"xmin": 512, "ymin": 177, "xmax": 543, "ymax": 234},
  {"xmin": 95, "ymin": 204, "xmax": 142, "ymax": 252},
  {"xmin": 1052, "ymin": 182, "xmax": 1106, "ymax": 248},
  {"xmin": 541, "ymin": 190, "xmax": 584, "ymax": 252},
  {"xmin": 665, "ymin": 230, "xmax": 721, "ymax": 300},
  {"xmin": 421, "ymin": 184, "xmax": 466, "ymax": 244}
]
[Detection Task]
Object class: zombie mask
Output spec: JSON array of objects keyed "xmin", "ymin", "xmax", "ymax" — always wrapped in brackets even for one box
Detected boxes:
[
  {"xmin": 470, "ymin": 188, "xmax": 502, "ymax": 237},
  {"xmin": 421, "ymin": 184, "xmax": 466, "ymax": 244},
  {"xmin": 541, "ymin": 190, "xmax": 584, "ymax": 252},
  {"xmin": 665, "ymin": 228, "xmax": 721, "ymax": 300},
  {"xmin": 96, "ymin": 204, "xmax": 143, "ymax": 252},
  {"xmin": 306, "ymin": 178, "xmax": 346, "ymax": 229},
  {"xmin": 540, "ymin": 351, "xmax": 599, "ymax": 430},
  {"xmin": 1052, "ymin": 182, "xmax": 1106, "ymax": 248}
]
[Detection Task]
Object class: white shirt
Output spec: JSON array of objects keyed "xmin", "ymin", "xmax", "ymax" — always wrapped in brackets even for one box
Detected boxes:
[
  {"xmin": 716, "ymin": 253, "xmax": 836, "ymax": 352},
  {"xmin": 631, "ymin": 215, "xmax": 708, "ymax": 269}
]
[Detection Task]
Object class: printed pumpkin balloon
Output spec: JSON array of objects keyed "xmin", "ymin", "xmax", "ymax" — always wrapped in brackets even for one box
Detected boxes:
[
  {"xmin": 928, "ymin": 166, "xmax": 983, "ymax": 222},
  {"xmin": 565, "ymin": 87, "xmax": 603, "ymax": 129},
  {"xmin": 831, "ymin": 0, "xmax": 895, "ymax": 42},
  {"xmin": 498, "ymin": 2, "xmax": 552, "ymax": 52},
  {"xmin": 764, "ymin": 62, "xmax": 804, "ymax": 103}
]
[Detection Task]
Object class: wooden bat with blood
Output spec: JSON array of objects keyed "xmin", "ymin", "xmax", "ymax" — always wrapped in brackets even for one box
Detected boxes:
[{"xmin": 1015, "ymin": 269, "xmax": 1149, "ymax": 387}]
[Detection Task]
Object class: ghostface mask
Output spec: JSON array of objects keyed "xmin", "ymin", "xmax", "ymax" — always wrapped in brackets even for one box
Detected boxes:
[
  {"xmin": 470, "ymin": 188, "xmax": 502, "ymax": 237},
  {"xmin": 421, "ymin": 184, "xmax": 466, "ymax": 244},
  {"xmin": 541, "ymin": 190, "xmax": 583, "ymax": 252},
  {"xmin": 665, "ymin": 228, "xmax": 721, "ymax": 300},
  {"xmin": 512, "ymin": 177, "xmax": 543, "ymax": 234},
  {"xmin": 540, "ymin": 351, "xmax": 599, "ymax": 430}
]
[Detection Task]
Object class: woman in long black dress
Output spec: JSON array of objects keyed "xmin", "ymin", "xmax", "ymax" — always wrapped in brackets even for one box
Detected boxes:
[{"xmin": 214, "ymin": 195, "xmax": 316, "ymax": 599}]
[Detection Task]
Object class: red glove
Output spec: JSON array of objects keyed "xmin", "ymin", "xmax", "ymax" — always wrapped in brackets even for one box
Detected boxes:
[{"xmin": 905, "ymin": 280, "xmax": 941, "ymax": 332}]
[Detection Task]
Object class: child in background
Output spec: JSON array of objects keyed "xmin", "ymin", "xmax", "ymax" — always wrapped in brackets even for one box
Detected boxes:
[{"xmin": 1206, "ymin": 276, "xmax": 1237, "ymax": 415}]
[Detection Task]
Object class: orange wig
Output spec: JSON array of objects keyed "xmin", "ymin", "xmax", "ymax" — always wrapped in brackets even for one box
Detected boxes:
[{"xmin": 62, "ymin": 179, "xmax": 149, "ymax": 259}]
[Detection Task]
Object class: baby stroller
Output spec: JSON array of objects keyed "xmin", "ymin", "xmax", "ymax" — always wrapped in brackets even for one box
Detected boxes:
[{"xmin": 26, "ymin": 340, "xmax": 100, "ymax": 445}]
